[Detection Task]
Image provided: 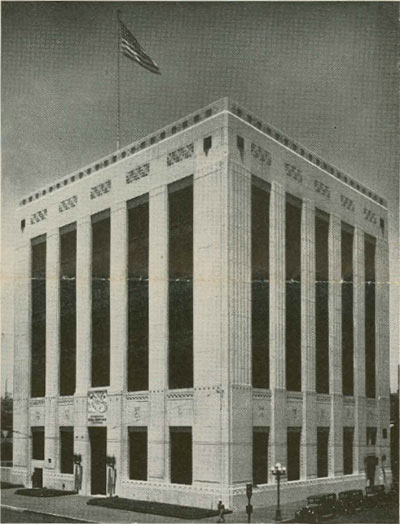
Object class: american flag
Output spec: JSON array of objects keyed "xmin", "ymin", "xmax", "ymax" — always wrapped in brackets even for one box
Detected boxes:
[{"xmin": 120, "ymin": 20, "xmax": 160, "ymax": 75}]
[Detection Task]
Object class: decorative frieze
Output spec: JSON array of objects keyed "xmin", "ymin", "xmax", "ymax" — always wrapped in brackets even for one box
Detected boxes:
[
  {"xmin": 125, "ymin": 392, "xmax": 149, "ymax": 402},
  {"xmin": 251, "ymin": 143, "xmax": 272, "ymax": 165},
  {"xmin": 167, "ymin": 143, "xmax": 194, "ymax": 166},
  {"xmin": 30, "ymin": 209, "xmax": 47, "ymax": 225},
  {"xmin": 126, "ymin": 163, "xmax": 150, "ymax": 184},
  {"xmin": 314, "ymin": 180, "xmax": 330, "ymax": 199},
  {"xmin": 167, "ymin": 390, "xmax": 194, "ymax": 400},
  {"xmin": 285, "ymin": 163, "xmax": 303, "ymax": 184},
  {"xmin": 90, "ymin": 180, "xmax": 111, "ymax": 200},
  {"xmin": 340, "ymin": 194, "xmax": 355, "ymax": 212},
  {"xmin": 59, "ymin": 195, "xmax": 78, "ymax": 213},
  {"xmin": 363, "ymin": 207, "xmax": 377, "ymax": 224}
]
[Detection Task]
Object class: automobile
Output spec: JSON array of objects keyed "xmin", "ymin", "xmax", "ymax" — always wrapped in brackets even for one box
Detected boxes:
[
  {"xmin": 294, "ymin": 493, "xmax": 338, "ymax": 523},
  {"xmin": 338, "ymin": 489, "xmax": 364, "ymax": 513},
  {"xmin": 364, "ymin": 485, "xmax": 387, "ymax": 507}
]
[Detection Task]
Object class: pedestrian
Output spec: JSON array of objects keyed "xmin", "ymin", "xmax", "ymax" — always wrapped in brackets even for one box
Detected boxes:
[{"xmin": 217, "ymin": 500, "xmax": 226, "ymax": 523}]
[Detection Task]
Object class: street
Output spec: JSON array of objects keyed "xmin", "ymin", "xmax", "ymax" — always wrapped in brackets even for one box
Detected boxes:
[{"xmin": 1, "ymin": 507, "xmax": 88, "ymax": 523}]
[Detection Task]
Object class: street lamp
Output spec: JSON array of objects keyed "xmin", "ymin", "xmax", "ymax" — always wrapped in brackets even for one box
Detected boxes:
[{"xmin": 271, "ymin": 462, "xmax": 286, "ymax": 521}]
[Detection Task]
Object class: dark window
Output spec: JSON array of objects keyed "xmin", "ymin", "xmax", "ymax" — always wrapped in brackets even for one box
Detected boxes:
[
  {"xmin": 365, "ymin": 236, "xmax": 376, "ymax": 398},
  {"xmin": 60, "ymin": 427, "xmax": 74, "ymax": 474},
  {"xmin": 342, "ymin": 224, "xmax": 354, "ymax": 396},
  {"xmin": 32, "ymin": 427, "xmax": 44, "ymax": 460},
  {"xmin": 237, "ymin": 135, "xmax": 244, "ymax": 158},
  {"xmin": 315, "ymin": 211, "xmax": 329, "ymax": 394},
  {"xmin": 251, "ymin": 178, "xmax": 270, "ymax": 388},
  {"xmin": 91, "ymin": 211, "xmax": 110, "ymax": 387},
  {"xmin": 128, "ymin": 196, "xmax": 149, "ymax": 392},
  {"xmin": 366, "ymin": 427, "xmax": 377, "ymax": 446},
  {"xmin": 31, "ymin": 236, "xmax": 46, "ymax": 398},
  {"xmin": 20, "ymin": 219, "xmax": 25, "ymax": 231},
  {"xmin": 317, "ymin": 427, "xmax": 329, "ymax": 478},
  {"xmin": 60, "ymin": 224, "xmax": 76, "ymax": 396},
  {"xmin": 286, "ymin": 196, "xmax": 302, "ymax": 392},
  {"xmin": 170, "ymin": 427, "xmax": 192, "ymax": 485},
  {"xmin": 253, "ymin": 428, "xmax": 269, "ymax": 484},
  {"xmin": 287, "ymin": 427, "xmax": 301, "ymax": 481},
  {"xmin": 168, "ymin": 178, "xmax": 193, "ymax": 389},
  {"xmin": 382, "ymin": 428, "xmax": 387, "ymax": 439},
  {"xmin": 128, "ymin": 427, "xmax": 147, "ymax": 480},
  {"xmin": 203, "ymin": 136, "xmax": 212, "ymax": 155},
  {"xmin": 343, "ymin": 427, "xmax": 354, "ymax": 475}
]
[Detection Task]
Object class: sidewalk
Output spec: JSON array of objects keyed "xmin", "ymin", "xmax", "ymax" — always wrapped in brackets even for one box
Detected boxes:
[{"xmin": 1, "ymin": 488, "xmax": 300, "ymax": 523}]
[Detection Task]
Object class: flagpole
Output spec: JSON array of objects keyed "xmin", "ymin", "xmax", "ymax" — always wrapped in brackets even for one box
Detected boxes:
[{"xmin": 116, "ymin": 10, "xmax": 121, "ymax": 150}]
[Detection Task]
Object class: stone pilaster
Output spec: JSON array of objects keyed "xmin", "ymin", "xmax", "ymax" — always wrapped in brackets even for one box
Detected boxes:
[
  {"xmin": 375, "ymin": 238, "xmax": 391, "ymax": 484},
  {"xmin": 45, "ymin": 229, "xmax": 60, "ymax": 475},
  {"xmin": 269, "ymin": 181, "xmax": 287, "ymax": 478},
  {"xmin": 193, "ymin": 161, "xmax": 226, "ymax": 490},
  {"xmin": 74, "ymin": 217, "xmax": 92, "ymax": 494},
  {"xmin": 148, "ymin": 186, "xmax": 169, "ymax": 483},
  {"xmin": 12, "ymin": 239, "xmax": 31, "ymax": 480},
  {"xmin": 328, "ymin": 214, "xmax": 343, "ymax": 476},
  {"xmin": 108, "ymin": 202, "xmax": 128, "ymax": 491},
  {"xmin": 301, "ymin": 200, "xmax": 316, "ymax": 479},
  {"xmin": 353, "ymin": 227, "xmax": 366, "ymax": 474},
  {"xmin": 227, "ymin": 161, "xmax": 252, "ymax": 485}
]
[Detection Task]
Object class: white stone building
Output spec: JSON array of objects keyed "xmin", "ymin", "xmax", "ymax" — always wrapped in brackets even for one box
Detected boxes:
[{"xmin": 11, "ymin": 98, "xmax": 391, "ymax": 509}]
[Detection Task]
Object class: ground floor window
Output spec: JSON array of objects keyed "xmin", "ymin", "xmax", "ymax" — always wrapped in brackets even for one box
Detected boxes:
[
  {"xmin": 128, "ymin": 427, "xmax": 147, "ymax": 481},
  {"xmin": 343, "ymin": 427, "xmax": 354, "ymax": 475},
  {"xmin": 170, "ymin": 427, "xmax": 192, "ymax": 485},
  {"xmin": 60, "ymin": 427, "xmax": 74, "ymax": 474},
  {"xmin": 253, "ymin": 427, "xmax": 269, "ymax": 484},
  {"xmin": 287, "ymin": 427, "xmax": 301, "ymax": 481},
  {"xmin": 31, "ymin": 427, "xmax": 44, "ymax": 460},
  {"xmin": 317, "ymin": 427, "xmax": 329, "ymax": 478}
]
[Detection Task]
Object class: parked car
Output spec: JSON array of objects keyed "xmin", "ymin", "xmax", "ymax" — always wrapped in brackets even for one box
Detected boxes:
[
  {"xmin": 338, "ymin": 489, "xmax": 364, "ymax": 513},
  {"xmin": 364, "ymin": 485, "xmax": 386, "ymax": 507},
  {"xmin": 294, "ymin": 493, "xmax": 338, "ymax": 523}
]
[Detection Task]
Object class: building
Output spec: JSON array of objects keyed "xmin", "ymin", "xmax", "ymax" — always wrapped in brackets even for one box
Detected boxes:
[{"xmin": 11, "ymin": 97, "xmax": 391, "ymax": 509}]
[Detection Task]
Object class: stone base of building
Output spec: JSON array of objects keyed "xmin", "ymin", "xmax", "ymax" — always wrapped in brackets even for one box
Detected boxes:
[{"xmin": 9, "ymin": 466, "xmax": 392, "ymax": 511}]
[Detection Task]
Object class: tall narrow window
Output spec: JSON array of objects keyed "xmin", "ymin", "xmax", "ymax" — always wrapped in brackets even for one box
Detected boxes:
[
  {"xmin": 315, "ymin": 211, "xmax": 329, "ymax": 394},
  {"xmin": 317, "ymin": 427, "xmax": 329, "ymax": 478},
  {"xmin": 342, "ymin": 223, "xmax": 354, "ymax": 396},
  {"xmin": 287, "ymin": 427, "xmax": 301, "ymax": 481},
  {"xmin": 91, "ymin": 211, "xmax": 110, "ymax": 387},
  {"xmin": 365, "ymin": 235, "xmax": 376, "ymax": 398},
  {"xmin": 253, "ymin": 427, "xmax": 269, "ymax": 484},
  {"xmin": 343, "ymin": 427, "xmax": 354, "ymax": 475},
  {"xmin": 128, "ymin": 196, "xmax": 149, "ymax": 391},
  {"xmin": 170, "ymin": 427, "xmax": 192, "ymax": 485},
  {"xmin": 128, "ymin": 427, "xmax": 148, "ymax": 480},
  {"xmin": 60, "ymin": 427, "xmax": 74, "ymax": 474},
  {"xmin": 60, "ymin": 224, "xmax": 76, "ymax": 396},
  {"xmin": 286, "ymin": 195, "xmax": 302, "ymax": 392},
  {"xmin": 251, "ymin": 177, "xmax": 270, "ymax": 388},
  {"xmin": 31, "ymin": 427, "xmax": 45, "ymax": 460},
  {"xmin": 31, "ymin": 236, "xmax": 46, "ymax": 397},
  {"xmin": 168, "ymin": 177, "xmax": 193, "ymax": 389}
]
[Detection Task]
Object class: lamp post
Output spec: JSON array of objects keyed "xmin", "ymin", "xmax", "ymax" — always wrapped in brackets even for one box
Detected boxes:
[{"xmin": 271, "ymin": 463, "xmax": 286, "ymax": 521}]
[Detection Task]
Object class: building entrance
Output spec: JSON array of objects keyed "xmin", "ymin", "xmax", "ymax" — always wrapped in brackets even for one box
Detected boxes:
[{"xmin": 89, "ymin": 427, "xmax": 107, "ymax": 495}]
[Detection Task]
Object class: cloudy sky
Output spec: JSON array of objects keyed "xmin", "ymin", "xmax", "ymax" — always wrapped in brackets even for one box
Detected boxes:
[{"xmin": 2, "ymin": 2, "xmax": 399, "ymax": 392}]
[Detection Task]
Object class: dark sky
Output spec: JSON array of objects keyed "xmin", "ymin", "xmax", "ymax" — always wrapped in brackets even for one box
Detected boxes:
[{"xmin": 1, "ymin": 2, "xmax": 399, "ymax": 391}]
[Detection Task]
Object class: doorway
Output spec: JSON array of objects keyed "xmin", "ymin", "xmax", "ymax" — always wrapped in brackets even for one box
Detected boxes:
[{"xmin": 89, "ymin": 427, "xmax": 107, "ymax": 495}]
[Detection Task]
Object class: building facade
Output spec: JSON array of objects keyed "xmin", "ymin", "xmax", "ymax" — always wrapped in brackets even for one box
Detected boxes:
[{"xmin": 12, "ymin": 98, "xmax": 391, "ymax": 509}]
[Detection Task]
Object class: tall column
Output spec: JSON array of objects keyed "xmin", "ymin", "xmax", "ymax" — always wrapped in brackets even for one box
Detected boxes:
[
  {"xmin": 45, "ymin": 229, "xmax": 60, "ymax": 476},
  {"xmin": 227, "ymin": 161, "xmax": 252, "ymax": 485},
  {"xmin": 375, "ymin": 237, "xmax": 391, "ymax": 484},
  {"xmin": 148, "ymin": 186, "xmax": 169, "ymax": 483},
  {"xmin": 108, "ymin": 202, "xmax": 128, "ymax": 490},
  {"xmin": 353, "ymin": 227, "xmax": 366, "ymax": 474},
  {"xmin": 12, "ymin": 239, "xmax": 31, "ymax": 483},
  {"xmin": 328, "ymin": 214, "xmax": 343, "ymax": 476},
  {"xmin": 269, "ymin": 181, "xmax": 287, "ymax": 478},
  {"xmin": 193, "ymin": 161, "xmax": 226, "ymax": 492},
  {"xmin": 301, "ymin": 200, "xmax": 316, "ymax": 479},
  {"xmin": 74, "ymin": 216, "xmax": 92, "ymax": 494}
]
